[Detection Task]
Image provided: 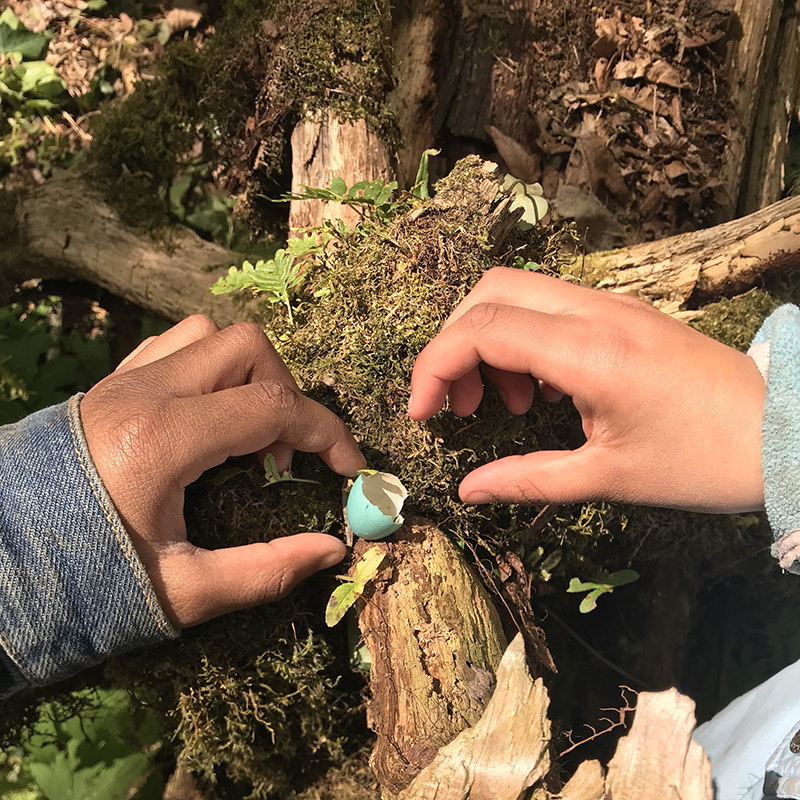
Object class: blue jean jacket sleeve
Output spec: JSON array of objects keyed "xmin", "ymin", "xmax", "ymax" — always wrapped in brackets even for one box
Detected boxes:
[{"xmin": 0, "ymin": 394, "xmax": 177, "ymax": 698}]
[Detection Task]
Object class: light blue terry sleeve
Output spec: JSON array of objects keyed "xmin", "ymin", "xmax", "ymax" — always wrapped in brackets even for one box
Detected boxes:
[
  {"xmin": 750, "ymin": 305, "xmax": 800, "ymax": 574},
  {"xmin": 0, "ymin": 395, "xmax": 177, "ymax": 698}
]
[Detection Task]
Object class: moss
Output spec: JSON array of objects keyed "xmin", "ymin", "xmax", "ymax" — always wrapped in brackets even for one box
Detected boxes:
[
  {"xmin": 83, "ymin": 0, "xmax": 395, "ymax": 236},
  {"xmin": 90, "ymin": 41, "xmax": 205, "ymax": 232},
  {"xmin": 690, "ymin": 290, "xmax": 779, "ymax": 351}
]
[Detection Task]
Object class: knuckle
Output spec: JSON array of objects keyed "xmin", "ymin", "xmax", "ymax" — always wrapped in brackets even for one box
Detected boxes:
[
  {"xmin": 465, "ymin": 302, "xmax": 500, "ymax": 334},
  {"xmin": 254, "ymin": 380, "xmax": 298, "ymax": 417},
  {"xmin": 478, "ymin": 266, "xmax": 511, "ymax": 290},
  {"xmin": 228, "ymin": 321, "xmax": 267, "ymax": 347},
  {"xmin": 182, "ymin": 314, "xmax": 219, "ymax": 338}
]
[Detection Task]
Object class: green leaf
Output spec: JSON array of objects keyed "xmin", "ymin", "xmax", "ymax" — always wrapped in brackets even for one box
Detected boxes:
[
  {"xmin": 329, "ymin": 176, "xmax": 347, "ymax": 196},
  {"xmin": 0, "ymin": 8, "xmax": 21, "ymax": 29},
  {"xmin": 374, "ymin": 181, "xmax": 398, "ymax": 206},
  {"xmin": 20, "ymin": 62, "xmax": 64, "ymax": 97},
  {"xmin": 325, "ymin": 546, "xmax": 386, "ymax": 626},
  {"xmin": 346, "ymin": 180, "xmax": 369, "ymax": 198},
  {"xmin": 605, "ymin": 569, "xmax": 640, "ymax": 587},
  {"xmin": 0, "ymin": 22, "xmax": 51, "ymax": 60},
  {"xmin": 579, "ymin": 588, "xmax": 605, "ymax": 614},
  {"xmin": 361, "ymin": 180, "xmax": 383, "ymax": 201},
  {"xmin": 412, "ymin": 148, "xmax": 439, "ymax": 200}
]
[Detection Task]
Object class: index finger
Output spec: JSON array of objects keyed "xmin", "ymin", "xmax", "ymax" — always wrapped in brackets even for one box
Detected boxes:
[
  {"xmin": 169, "ymin": 380, "xmax": 367, "ymax": 486},
  {"xmin": 409, "ymin": 303, "xmax": 585, "ymax": 420}
]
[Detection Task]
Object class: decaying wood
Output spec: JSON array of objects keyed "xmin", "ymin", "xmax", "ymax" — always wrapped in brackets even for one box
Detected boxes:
[
  {"xmin": 388, "ymin": 0, "xmax": 442, "ymax": 187},
  {"xmin": 352, "ymin": 516, "xmax": 509, "ymax": 799},
  {"xmin": 397, "ymin": 633, "xmax": 550, "ymax": 800},
  {"xmin": 0, "ymin": 171, "xmax": 247, "ymax": 327},
  {"xmin": 603, "ymin": 688, "xmax": 712, "ymax": 800},
  {"xmin": 576, "ymin": 193, "xmax": 800, "ymax": 317},
  {"xmin": 722, "ymin": 0, "xmax": 800, "ymax": 217},
  {"xmin": 556, "ymin": 761, "xmax": 605, "ymax": 800},
  {"xmin": 289, "ymin": 111, "xmax": 394, "ymax": 231},
  {"xmin": 391, "ymin": 633, "xmax": 712, "ymax": 800}
]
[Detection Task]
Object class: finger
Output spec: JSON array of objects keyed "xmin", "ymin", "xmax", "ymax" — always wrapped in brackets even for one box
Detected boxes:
[
  {"xmin": 448, "ymin": 370, "xmax": 484, "ymax": 416},
  {"xmin": 458, "ymin": 446, "xmax": 609, "ymax": 505},
  {"xmin": 116, "ymin": 336, "xmax": 157, "ymax": 372},
  {"xmin": 539, "ymin": 380, "xmax": 564, "ymax": 403},
  {"xmin": 409, "ymin": 303, "xmax": 583, "ymax": 420},
  {"xmin": 138, "ymin": 321, "xmax": 299, "ymax": 396},
  {"xmin": 481, "ymin": 366, "xmax": 535, "ymax": 414},
  {"xmin": 169, "ymin": 534, "xmax": 346, "ymax": 625},
  {"xmin": 168, "ymin": 381, "xmax": 366, "ymax": 484},
  {"xmin": 442, "ymin": 268, "xmax": 588, "ymax": 331},
  {"xmin": 115, "ymin": 315, "xmax": 221, "ymax": 375}
]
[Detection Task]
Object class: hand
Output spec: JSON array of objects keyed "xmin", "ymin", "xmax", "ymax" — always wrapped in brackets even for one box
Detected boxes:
[
  {"xmin": 80, "ymin": 316, "xmax": 366, "ymax": 627},
  {"xmin": 409, "ymin": 268, "xmax": 766, "ymax": 513}
]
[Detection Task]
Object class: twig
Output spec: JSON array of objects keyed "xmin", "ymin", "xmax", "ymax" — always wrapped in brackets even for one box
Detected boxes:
[{"xmin": 559, "ymin": 685, "xmax": 638, "ymax": 756}]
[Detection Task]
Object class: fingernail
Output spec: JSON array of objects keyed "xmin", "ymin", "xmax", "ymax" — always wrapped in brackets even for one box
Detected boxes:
[
  {"xmin": 319, "ymin": 545, "xmax": 346, "ymax": 570},
  {"xmin": 407, "ymin": 393, "xmax": 415, "ymax": 414},
  {"xmin": 464, "ymin": 491, "xmax": 494, "ymax": 505}
]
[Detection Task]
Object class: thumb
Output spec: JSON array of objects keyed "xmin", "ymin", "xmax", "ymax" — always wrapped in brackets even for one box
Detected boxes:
[
  {"xmin": 171, "ymin": 533, "xmax": 346, "ymax": 626},
  {"xmin": 459, "ymin": 446, "xmax": 610, "ymax": 506}
]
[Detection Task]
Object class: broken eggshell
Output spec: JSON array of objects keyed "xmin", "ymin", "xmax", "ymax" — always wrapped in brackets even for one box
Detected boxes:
[{"xmin": 346, "ymin": 471, "xmax": 408, "ymax": 540}]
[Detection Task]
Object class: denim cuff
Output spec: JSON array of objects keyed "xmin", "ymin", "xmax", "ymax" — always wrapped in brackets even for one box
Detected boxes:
[
  {"xmin": 750, "ymin": 305, "xmax": 800, "ymax": 574},
  {"xmin": 0, "ymin": 395, "xmax": 177, "ymax": 697}
]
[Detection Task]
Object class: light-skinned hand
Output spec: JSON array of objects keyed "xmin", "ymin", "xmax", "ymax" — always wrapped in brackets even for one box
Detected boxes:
[
  {"xmin": 409, "ymin": 268, "xmax": 766, "ymax": 514},
  {"xmin": 80, "ymin": 316, "xmax": 366, "ymax": 628}
]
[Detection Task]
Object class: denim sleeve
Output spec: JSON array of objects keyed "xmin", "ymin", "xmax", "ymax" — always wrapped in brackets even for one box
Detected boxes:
[
  {"xmin": 0, "ymin": 394, "xmax": 177, "ymax": 698},
  {"xmin": 749, "ymin": 305, "xmax": 800, "ymax": 574}
]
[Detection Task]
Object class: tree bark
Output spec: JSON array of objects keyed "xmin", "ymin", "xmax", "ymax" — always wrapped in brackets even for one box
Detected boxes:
[
  {"xmin": 567, "ymin": 194, "xmax": 800, "ymax": 317},
  {"xmin": 289, "ymin": 111, "xmax": 394, "ymax": 231},
  {"xmin": 722, "ymin": 0, "xmax": 800, "ymax": 217},
  {"xmin": 351, "ymin": 517, "xmax": 510, "ymax": 799},
  {"xmin": 0, "ymin": 171, "xmax": 250, "ymax": 327}
]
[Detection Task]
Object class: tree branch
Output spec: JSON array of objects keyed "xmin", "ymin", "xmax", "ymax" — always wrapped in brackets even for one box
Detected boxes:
[{"xmin": 0, "ymin": 170, "xmax": 254, "ymax": 326}]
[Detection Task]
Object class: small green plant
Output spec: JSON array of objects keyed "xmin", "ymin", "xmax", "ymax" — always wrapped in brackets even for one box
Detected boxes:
[
  {"xmin": 213, "ymin": 452, "xmax": 320, "ymax": 488},
  {"xmin": 210, "ymin": 234, "xmax": 326, "ymax": 324},
  {"xmin": 325, "ymin": 545, "xmax": 387, "ymax": 626},
  {"xmin": 0, "ymin": 688, "xmax": 165, "ymax": 800},
  {"xmin": 567, "ymin": 569, "xmax": 639, "ymax": 613},
  {"xmin": 282, "ymin": 175, "xmax": 401, "ymax": 226}
]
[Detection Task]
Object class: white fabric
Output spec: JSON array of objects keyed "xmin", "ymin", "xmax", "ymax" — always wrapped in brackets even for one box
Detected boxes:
[{"xmin": 694, "ymin": 657, "xmax": 800, "ymax": 799}]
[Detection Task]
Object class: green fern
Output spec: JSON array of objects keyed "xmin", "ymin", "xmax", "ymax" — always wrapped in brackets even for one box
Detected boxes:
[{"xmin": 210, "ymin": 240, "xmax": 321, "ymax": 324}]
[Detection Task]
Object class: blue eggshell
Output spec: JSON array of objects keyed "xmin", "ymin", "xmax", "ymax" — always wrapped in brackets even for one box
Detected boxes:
[{"xmin": 346, "ymin": 472, "xmax": 407, "ymax": 540}]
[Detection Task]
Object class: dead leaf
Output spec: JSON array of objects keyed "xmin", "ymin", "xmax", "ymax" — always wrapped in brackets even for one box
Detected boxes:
[
  {"xmin": 553, "ymin": 184, "xmax": 627, "ymax": 251},
  {"xmin": 618, "ymin": 85, "xmax": 670, "ymax": 116},
  {"xmin": 165, "ymin": 8, "xmax": 202, "ymax": 33},
  {"xmin": 118, "ymin": 12, "xmax": 134, "ymax": 36},
  {"xmin": 486, "ymin": 125, "xmax": 541, "ymax": 184},
  {"xmin": 664, "ymin": 160, "xmax": 689, "ymax": 180},
  {"xmin": 593, "ymin": 57, "xmax": 609, "ymax": 93},
  {"xmin": 613, "ymin": 53, "xmax": 652, "ymax": 81},
  {"xmin": 646, "ymin": 59, "xmax": 682, "ymax": 88},
  {"xmin": 566, "ymin": 134, "xmax": 629, "ymax": 201}
]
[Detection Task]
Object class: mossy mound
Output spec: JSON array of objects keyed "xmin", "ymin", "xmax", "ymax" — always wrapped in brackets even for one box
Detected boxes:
[{"xmin": 87, "ymin": 0, "xmax": 394, "ymax": 235}]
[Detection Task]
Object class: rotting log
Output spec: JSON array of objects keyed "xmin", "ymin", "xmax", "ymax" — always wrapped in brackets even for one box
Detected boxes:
[
  {"xmin": 398, "ymin": 633, "xmax": 550, "ymax": 800},
  {"xmin": 721, "ymin": 0, "xmax": 800, "ymax": 218},
  {"xmin": 569, "ymin": 193, "xmax": 800, "ymax": 317},
  {"xmin": 350, "ymin": 516, "xmax": 513, "ymax": 799},
  {"xmin": 5, "ymin": 165, "xmax": 800, "ymax": 327},
  {"xmin": 0, "ymin": 170, "xmax": 249, "ymax": 327},
  {"xmin": 289, "ymin": 111, "xmax": 394, "ymax": 231},
  {"xmin": 388, "ymin": 630, "xmax": 713, "ymax": 800}
]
